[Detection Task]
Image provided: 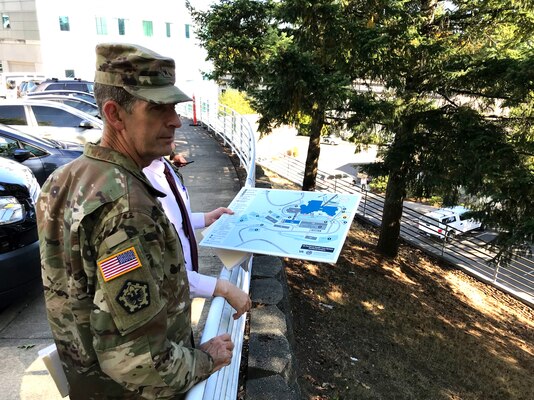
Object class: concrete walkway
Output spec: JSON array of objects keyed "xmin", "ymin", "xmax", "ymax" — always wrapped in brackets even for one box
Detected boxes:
[{"xmin": 0, "ymin": 118, "xmax": 241, "ymax": 400}]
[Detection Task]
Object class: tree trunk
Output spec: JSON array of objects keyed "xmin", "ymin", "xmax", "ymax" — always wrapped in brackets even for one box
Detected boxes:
[
  {"xmin": 377, "ymin": 169, "xmax": 407, "ymax": 257},
  {"xmin": 302, "ymin": 107, "xmax": 324, "ymax": 191}
]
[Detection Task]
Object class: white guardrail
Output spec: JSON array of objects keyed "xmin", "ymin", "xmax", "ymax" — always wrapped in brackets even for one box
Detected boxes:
[{"xmin": 178, "ymin": 99, "xmax": 256, "ymax": 400}]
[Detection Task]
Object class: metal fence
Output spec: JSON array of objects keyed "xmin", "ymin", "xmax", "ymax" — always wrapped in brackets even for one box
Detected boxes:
[
  {"xmin": 259, "ymin": 153, "xmax": 534, "ymax": 307},
  {"xmin": 178, "ymin": 99, "xmax": 256, "ymax": 400}
]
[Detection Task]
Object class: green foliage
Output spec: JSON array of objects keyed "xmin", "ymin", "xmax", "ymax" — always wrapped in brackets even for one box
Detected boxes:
[
  {"xmin": 369, "ymin": 175, "xmax": 388, "ymax": 193},
  {"xmin": 190, "ymin": 0, "xmax": 534, "ymax": 258},
  {"xmin": 218, "ymin": 88, "xmax": 256, "ymax": 115}
]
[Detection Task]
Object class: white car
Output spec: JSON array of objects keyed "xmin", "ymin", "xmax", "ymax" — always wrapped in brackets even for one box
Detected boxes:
[
  {"xmin": 321, "ymin": 135, "xmax": 341, "ymax": 145},
  {"xmin": 418, "ymin": 206, "xmax": 483, "ymax": 240},
  {"xmin": 0, "ymin": 99, "xmax": 102, "ymax": 145}
]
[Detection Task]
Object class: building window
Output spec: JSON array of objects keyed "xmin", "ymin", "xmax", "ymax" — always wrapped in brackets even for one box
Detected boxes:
[
  {"xmin": 166, "ymin": 22, "xmax": 171, "ymax": 38},
  {"xmin": 142, "ymin": 20, "xmax": 153, "ymax": 37},
  {"xmin": 59, "ymin": 16, "xmax": 70, "ymax": 31},
  {"xmin": 95, "ymin": 17, "xmax": 107, "ymax": 35},
  {"xmin": 118, "ymin": 18, "xmax": 125, "ymax": 35},
  {"xmin": 2, "ymin": 14, "xmax": 10, "ymax": 29},
  {"xmin": 65, "ymin": 69, "xmax": 75, "ymax": 78},
  {"xmin": 185, "ymin": 24, "xmax": 190, "ymax": 39}
]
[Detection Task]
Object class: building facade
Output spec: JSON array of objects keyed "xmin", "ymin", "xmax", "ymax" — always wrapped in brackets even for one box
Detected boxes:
[{"xmin": 0, "ymin": 0, "xmax": 214, "ymax": 97}]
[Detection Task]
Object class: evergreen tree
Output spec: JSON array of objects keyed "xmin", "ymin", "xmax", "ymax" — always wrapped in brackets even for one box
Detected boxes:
[
  {"xmin": 343, "ymin": 0, "xmax": 534, "ymax": 257},
  {"xmin": 190, "ymin": 0, "xmax": 534, "ymax": 259}
]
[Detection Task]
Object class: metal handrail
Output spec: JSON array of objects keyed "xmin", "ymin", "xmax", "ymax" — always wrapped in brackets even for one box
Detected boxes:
[
  {"xmin": 178, "ymin": 99, "xmax": 256, "ymax": 400},
  {"xmin": 258, "ymin": 152, "xmax": 534, "ymax": 307}
]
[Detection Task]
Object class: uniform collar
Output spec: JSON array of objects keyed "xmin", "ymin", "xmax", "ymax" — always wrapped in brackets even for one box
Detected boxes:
[{"xmin": 84, "ymin": 143, "xmax": 166, "ymax": 197}]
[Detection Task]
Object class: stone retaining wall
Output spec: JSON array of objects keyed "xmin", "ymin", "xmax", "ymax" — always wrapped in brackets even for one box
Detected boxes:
[
  {"xmin": 246, "ymin": 255, "xmax": 300, "ymax": 400},
  {"xmin": 245, "ymin": 165, "xmax": 301, "ymax": 399}
]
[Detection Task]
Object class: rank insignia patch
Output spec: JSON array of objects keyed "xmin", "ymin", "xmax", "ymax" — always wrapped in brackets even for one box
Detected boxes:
[
  {"xmin": 98, "ymin": 246, "xmax": 142, "ymax": 282},
  {"xmin": 117, "ymin": 280, "xmax": 150, "ymax": 314}
]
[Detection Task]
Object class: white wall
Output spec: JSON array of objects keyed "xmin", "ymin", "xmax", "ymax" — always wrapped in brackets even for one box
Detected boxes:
[{"xmin": 33, "ymin": 0, "xmax": 215, "ymax": 96}]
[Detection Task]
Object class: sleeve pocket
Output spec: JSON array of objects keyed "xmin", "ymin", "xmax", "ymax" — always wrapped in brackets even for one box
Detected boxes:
[{"xmin": 96, "ymin": 236, "xmax": 164, "ymax": 336}]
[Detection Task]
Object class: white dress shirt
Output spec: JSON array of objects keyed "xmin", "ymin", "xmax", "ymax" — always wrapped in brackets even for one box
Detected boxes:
[{"xmin": 144, "ymin": 158, "xmax": 217, "ymax": 298}]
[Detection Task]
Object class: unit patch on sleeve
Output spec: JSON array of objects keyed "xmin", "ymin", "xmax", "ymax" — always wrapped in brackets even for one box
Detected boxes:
[
  {"xmin": 98, "ymin": 246, "xmax": 142, "ymax": 282},
  {"xmin": 116, "ymin": 280, "xmax": 151, "ymax": 314}
]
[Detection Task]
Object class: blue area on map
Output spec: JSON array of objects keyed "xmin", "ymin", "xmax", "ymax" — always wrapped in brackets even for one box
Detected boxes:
[
  {"xmin": 284, "ymin": 219, "xmax": 300, "ymax": 224},
  {"xmin": 300, "ymin": 200, "xmax": 338, "ymax": 217}
]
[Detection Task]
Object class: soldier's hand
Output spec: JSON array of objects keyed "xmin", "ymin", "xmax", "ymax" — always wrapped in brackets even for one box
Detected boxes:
[{"xmin": 200, "ymin": 333, "xmax": 234, "ymax": 373}]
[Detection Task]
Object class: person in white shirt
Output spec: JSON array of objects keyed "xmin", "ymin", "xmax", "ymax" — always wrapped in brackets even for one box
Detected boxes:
[{"xmin": 144, "ymin": 152, "xmax": 251, "ymax": 320}]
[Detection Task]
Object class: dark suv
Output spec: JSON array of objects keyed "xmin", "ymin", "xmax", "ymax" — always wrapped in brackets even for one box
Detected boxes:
[
  {"xmin": 32, "ymin": 78, "xmax": 94, "ymax": 94},
  {"xmin": 0, "ymin": 157, "xmax": 41, "ymax": 304}
]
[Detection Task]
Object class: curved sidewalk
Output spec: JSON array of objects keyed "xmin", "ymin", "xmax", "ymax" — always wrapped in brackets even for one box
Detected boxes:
[{"xmin": 0, "ymin": 117, "xmax": 242, "ymax": 400}]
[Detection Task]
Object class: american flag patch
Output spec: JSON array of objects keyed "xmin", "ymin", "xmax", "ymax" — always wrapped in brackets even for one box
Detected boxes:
[{"xmin": 98, "ymin": 247, "xmax": 142, "ymax": 282}]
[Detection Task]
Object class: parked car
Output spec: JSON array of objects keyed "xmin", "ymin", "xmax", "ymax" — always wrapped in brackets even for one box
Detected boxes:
[
  {"xmin": 418, "ymin": 206, "xmax": 483, "ymax": 240},
  {"xmin": 26, "ymin": 89, "xmax": 96, "ymax": 104},
  {"xmin": 0, "ymin": 124, "xmax": 82, "ymax": 185},
  {"xmin": 321, "ymin": 135, "xmax": 341, "ymax": 145},
  {"xmin": 0, "ymin": 157, "xmax": 41, "ymax": 305},
  {"xmin": 18, "ymin": 79, "xmax": 43, "ymax": 97},
  {"xmin": 0, "ymin": 72, "xmax": 46, "ymax": 99},
  {"xmin": 31, "ymin": 78, "xmax": 94, "ymax": 94},
  {"xmin": 23, "ymin": 93, "xmax": 100, "ymax": 119},
  {"xmin": 0, "ymin": 99, "xmax": 103, "ymax": 145}
]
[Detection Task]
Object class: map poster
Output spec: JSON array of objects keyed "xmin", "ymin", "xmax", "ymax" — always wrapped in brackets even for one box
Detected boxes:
[{"xmin": 199, "ymin": 187, "xmax": 361, "ymax": 264}]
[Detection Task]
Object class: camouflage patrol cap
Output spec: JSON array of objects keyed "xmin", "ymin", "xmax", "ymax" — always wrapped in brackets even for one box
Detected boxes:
[{"xmin": 94, "ymin": 43, "xmax": 191, "ymax": 104}]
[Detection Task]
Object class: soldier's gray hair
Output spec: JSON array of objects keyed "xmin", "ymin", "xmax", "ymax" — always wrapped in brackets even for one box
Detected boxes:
[{"xmin": 94, "ymin": 83, "xmax": 138, "ymax": 122}]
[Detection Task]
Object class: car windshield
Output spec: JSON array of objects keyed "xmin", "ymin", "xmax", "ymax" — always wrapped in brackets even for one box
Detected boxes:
[{"xmin": 62, "ymin": 100, "xmax": 99, "ymax": 118}]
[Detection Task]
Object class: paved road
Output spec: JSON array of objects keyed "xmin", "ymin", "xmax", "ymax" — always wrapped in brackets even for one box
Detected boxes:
[{"xmin": 0, "ymin": 118, "xmax": 241, "ymax": 399}]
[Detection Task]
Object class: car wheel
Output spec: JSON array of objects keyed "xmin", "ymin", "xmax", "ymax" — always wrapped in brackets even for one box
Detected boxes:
[{"xmin": 446, "ymin": 230, "xmax": 456, "ymax": 242}]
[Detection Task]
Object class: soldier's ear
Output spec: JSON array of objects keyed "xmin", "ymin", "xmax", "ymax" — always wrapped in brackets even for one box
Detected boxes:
[{"xmin": 102, "ymin": 101, "xmax": 125, "ymax": 131}]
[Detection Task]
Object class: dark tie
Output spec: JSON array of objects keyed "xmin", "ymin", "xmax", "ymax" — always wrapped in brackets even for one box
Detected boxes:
[{"xmin": 163, "ymin": 161, "xmax": 199, "ymax": 272}]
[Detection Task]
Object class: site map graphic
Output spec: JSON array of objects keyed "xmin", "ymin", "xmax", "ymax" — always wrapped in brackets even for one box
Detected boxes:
[{"xmin": 200, "ymin": 187, "xmax": 361, "ymax": 264}]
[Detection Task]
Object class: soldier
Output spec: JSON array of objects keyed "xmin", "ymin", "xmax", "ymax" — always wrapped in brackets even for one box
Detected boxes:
[{"xmin": 36, "ymin": 43, "xmax": 233, "ymax": 399}]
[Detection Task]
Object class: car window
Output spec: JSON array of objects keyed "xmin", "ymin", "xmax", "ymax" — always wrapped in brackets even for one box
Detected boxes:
[
  {"xmin": 31, "ymin": 105, "xmax": 84, "ymax": 127},
  {"xmin": 45, "ymin": 83, "xmax": 64, "ymax": 91},
  {"xmin": 66, "ymin": 83, "xmax": 88, "ymax": 92},
  {"xmin": 62, "ymin": 99, "xmax": 99, "ymax": 117},
  {"xmin": 26, "ymin": 80, "xmax": 40, "ymax": 92},
  {"xmin": 21, "ymin": 142, "xmax": 48, "ymax": 157},
  {"xmin": 459, "ymin": 213, "xmax": 471, "ymax": 221},
  {"xmin": 442, "ymin": 216, "xmax": 456, "ymax": 224},
  {"xmin": 0, "ymin": 105, "xmax": 27, "ymax": 125},
  {"xmin": 0, "ymin": 135, "xmax": 19, "ymax": 157}
]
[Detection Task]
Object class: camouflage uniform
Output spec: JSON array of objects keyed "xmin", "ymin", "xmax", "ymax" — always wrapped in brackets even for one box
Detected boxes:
[{"xmin": 37, "ymin": 143, "xmax": 213, "ymax": 399}]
